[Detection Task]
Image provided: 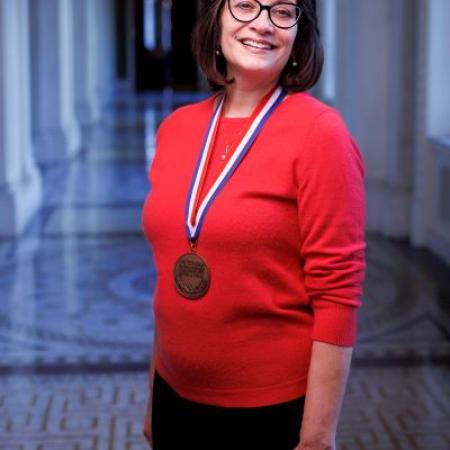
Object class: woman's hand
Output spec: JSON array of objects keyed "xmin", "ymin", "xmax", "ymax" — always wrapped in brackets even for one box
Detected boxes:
[{"xmin": 143, "ymin": 395, "xmax": 153, "ymax": 448}]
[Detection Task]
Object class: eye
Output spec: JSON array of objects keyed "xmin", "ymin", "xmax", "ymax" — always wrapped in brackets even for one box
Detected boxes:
[
  {"xmin": 272, "ymin": 5, "xmax": 296, "ymax": 18},
  {"xmin": 235, "ymin": 1, "xmax": 257, "ymax": 11}
]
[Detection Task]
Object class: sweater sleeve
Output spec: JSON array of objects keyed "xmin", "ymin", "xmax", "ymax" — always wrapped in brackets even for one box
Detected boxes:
[{"xmin": 295, "ymin": 109, "xmax": 367, "ymax": 347}]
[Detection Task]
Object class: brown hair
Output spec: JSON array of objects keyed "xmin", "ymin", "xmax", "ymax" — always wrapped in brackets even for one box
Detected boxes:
[{"xmin": 192, "ymin": 0, "xmax": 324, "ymax": 92}]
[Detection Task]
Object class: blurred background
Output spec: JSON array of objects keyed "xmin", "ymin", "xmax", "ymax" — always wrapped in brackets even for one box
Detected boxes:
[{"xmin": 0, "ymin": 0, "xmax": 449, "ymax": 449}]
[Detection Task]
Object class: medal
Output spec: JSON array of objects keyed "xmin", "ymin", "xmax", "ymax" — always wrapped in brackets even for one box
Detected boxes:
[
  {"xmin": 174, "ymin": 86, "xmax": 287, "ymax": 299},
  {"xmin": 173, "ymin": 240, "xmax": 211, "ymax": 300}
]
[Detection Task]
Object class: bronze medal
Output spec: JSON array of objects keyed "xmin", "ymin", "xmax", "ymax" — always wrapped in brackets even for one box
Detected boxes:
[{"xmin": 173, "ymin": 252, "xmax": 211, "ymax": 299}]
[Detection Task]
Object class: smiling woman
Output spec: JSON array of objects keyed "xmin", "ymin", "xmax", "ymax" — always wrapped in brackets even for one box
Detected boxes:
[
  {"xmin": 193, "ymin": 0, "xmax": 323, "ymax": 93},
  {"xmin": 218, "ymin": 0, "xmax": 299, "ymax": 91},
  {"xmin": 142, "ymin": 0, "xmax": 366, "ymax": 449}
]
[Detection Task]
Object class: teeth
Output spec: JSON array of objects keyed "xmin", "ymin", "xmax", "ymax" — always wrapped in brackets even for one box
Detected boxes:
[{"xmin": 242, "ymin": 39, "xmax": 273, "ymax": 50}]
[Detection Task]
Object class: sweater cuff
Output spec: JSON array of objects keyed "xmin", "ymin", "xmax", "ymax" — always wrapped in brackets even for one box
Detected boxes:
[{"xmin": 311, "ymin": 300, "xmax": 358, "ymax": 347}]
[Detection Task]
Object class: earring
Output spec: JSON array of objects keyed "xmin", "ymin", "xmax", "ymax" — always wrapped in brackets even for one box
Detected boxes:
[
  {"xmin": 292, "ymin": 57, "xmax": 298, "ymax": 67},
  {"xmin": 216, "ymin": 49, "xmax": 221, "ymax": 56}
]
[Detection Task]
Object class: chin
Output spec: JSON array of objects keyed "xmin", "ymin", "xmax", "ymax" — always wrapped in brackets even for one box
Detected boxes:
[
  {"xmin": 234, "ymin": 64, "xmax": 282, "ymax": 80},
  {"xmin": 230, "ymin": 54, "xmax": 285, "ymax": 78}
]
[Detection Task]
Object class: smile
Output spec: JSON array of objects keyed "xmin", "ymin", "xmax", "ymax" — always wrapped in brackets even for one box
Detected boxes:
[{"xmin": 239, "ymin": 39, "xmax": 276, "ymax": 50}]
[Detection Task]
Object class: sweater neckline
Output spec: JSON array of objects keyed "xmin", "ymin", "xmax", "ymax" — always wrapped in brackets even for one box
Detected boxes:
[
  {"xmin": 211, "ymin": 92, "xmax": 292, "ymax": 123},
  {"xmin": 220, "ymin": 116, "xmax": 249, "ymax": 123}
]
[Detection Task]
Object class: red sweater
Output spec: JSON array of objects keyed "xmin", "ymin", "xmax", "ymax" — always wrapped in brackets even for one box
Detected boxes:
[{"xmin": 141, "ymin": 91, "xmax": 367, "ymax": 407}]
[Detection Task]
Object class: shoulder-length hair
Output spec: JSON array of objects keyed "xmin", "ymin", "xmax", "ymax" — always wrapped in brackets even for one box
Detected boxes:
[{"xmin": 192, "ymin": 0, "xmax": 324, "ymax": 92}]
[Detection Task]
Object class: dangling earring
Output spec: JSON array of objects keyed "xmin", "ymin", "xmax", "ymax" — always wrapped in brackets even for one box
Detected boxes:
[
  {"xmin": 216, "ymin": 48, "xmax": 221, "ymax": 56},
  {"xmin": 292, "ymin": 55, "xmax": 298, "ymax": 67}
]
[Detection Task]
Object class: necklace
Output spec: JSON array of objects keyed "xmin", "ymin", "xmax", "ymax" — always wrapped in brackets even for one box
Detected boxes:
[
  {"xmin": 220, "ymin": 126, "xmax": 245, "ymax": 160},
  {"xmin": 221, "ymin": 145, "xmax": 231, "ymax": 160},
  {"xmin": 219, "ymin": 98, "xmax": 249, "ymax": 161}
]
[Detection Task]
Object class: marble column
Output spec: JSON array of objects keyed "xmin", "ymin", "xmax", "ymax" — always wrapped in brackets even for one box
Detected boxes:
[
  {"xmin": 411, "ymin": 0, "xmax": 450, "ymax": 262},
  {"xmin": 334, "ymin": 0, "xmax": 419, "ymax": 238},
  {"xmin": 112, "ymin": 0, "xmax": 135, "ymax": 94},
  {"xmin": 0, "ymin": 0, "xmax": 42, "ymax": 236},
  {"xmin": 315, "ymin": 0, "xmax": 336, "ymax": 104},
  {"xmin": 73, "ymin": 0, "xmax": 101, "ymax": 135},
  {"xmin": 94, "ymin": 0, "xmax": 117, "ymax": 105},
  {"xmin": 29, "ymin": 0, "xmax": 81, "ymax": 164},
  {"xmin": 125, "ymin": 0, "xmax": 137, "ymax": 93},
  {"xmin": 424, "ymin": 0, "xmax": 450, "ymax": 137}
]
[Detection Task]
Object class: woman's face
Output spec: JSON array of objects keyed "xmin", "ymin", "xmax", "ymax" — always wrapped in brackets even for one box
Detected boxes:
[{"xmin": 219, "ymin": 0, "xmax": 298, "ymax": 83}]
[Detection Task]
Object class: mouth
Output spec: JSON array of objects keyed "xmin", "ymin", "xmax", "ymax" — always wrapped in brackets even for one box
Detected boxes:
[{"xmin": 238, "ymin": 38, "xmax": 277, "ymax": 51}]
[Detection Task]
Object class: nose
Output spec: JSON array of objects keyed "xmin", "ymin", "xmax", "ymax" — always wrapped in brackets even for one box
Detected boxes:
[{"xmin": 250, "ymin": 8, "xmax": 275, "ymax": 33}]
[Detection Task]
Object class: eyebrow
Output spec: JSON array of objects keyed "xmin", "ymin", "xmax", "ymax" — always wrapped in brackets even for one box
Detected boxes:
[{"xmin": 266, "ymin": 1, "xmax": 298, "ymax": 6}]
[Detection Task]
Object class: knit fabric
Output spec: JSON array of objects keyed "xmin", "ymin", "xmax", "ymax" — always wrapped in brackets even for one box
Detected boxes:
[{"xmin": 141, "ymin": 91, "xmax": 367, "ymax": 408}]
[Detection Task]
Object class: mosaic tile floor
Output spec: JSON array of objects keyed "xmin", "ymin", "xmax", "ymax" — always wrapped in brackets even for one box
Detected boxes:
[
  {"xmin": 1, "ymin": 365, "xmax": 449, "ymax": 450},
  {"xmin": 0, "ymin": 91, "xmax": 449, "ymax": 449}
]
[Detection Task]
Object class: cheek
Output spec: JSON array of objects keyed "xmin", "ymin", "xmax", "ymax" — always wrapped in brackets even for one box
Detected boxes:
[
  {"xmin": 220, "ymin": 34, "xmax": 233, "ymax": 63},
  {"xmin": 284, "ymin": 27, "xmax": 297, "ymax": 50},
  {"xmin": 219, "ymin": 11, "xmax": 240, "ymax": 50},
  {"xmin": 277, "ymin": 38, "xmax": 295, "ymax": 63},
  {"xmin": 275, "ymin": 29, "xmax": 296, "ymax": 55},
  {"xmin": 286, "ymin": 31, "xmax": 297, "ymax": 52},
  {"xmin": 221, "ymin": 28, "xmax": 243, "ymax": 61}
]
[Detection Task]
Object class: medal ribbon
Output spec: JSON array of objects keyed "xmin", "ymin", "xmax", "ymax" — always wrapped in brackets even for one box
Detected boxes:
[{"xmin": 185, "ymin": 86, "xmax": 287, "ymax": 243}]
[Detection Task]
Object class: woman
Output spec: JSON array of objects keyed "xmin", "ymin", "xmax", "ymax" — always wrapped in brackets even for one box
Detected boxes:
[{"xmin": 141, "ymin": 0, "xmax": 366, "ymax": 449}]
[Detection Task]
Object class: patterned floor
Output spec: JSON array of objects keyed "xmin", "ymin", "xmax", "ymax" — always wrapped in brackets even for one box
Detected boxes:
[
  {"xmin": 0, "ymin": 90, "xmax": 449, "ymax": 449},
  {"xmin": 1, "ymin": 366, "xmax": 448, "ymax": 449}
]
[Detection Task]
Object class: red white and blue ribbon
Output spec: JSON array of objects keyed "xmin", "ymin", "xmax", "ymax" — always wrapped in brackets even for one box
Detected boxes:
[{"xmin": 185, "ymin": 86, "xmax": 287, "ymax": 243}]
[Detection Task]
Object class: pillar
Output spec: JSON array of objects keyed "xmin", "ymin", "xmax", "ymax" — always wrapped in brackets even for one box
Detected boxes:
[
  {"xmin": 73, "ymin": 0, "xmax": 101, "ymax": 135},
  {"xmin": 29, "ymin": 0, "xmax": 81, "ymax": 164},
  {"xmin": 0, "ymin": 0, "xmax": 42, "ymax": 236},
  {"xmin": 335, "ymin": 0, "xmax": 419, "ymax": 238},
  {"xmin": 94, "ymin": 0, "xmax": 117, "ymax": 105},
  {"xmin": 411, "ymin": 0, "xmax": 450, "ymax": 263}
]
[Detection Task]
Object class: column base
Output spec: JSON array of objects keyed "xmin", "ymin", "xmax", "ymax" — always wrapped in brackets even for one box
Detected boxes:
[
  {"xmin": 0, "ymin": 166, "xmax": 42, "ymax": 237},
  {"xmin": 75, "ymin": 99, "xmax": 101, "ymax": 128},
  {"xmin": 34, "ymin": 123, "xmax": 81, "ymax": 164}
]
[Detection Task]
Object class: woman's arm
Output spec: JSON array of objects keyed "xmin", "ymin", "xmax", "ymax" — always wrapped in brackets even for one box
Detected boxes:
[
  {"xmin": 293, "ymin": 110, "xmax": 365, "ymax": 448},
  {"xmin": 296, "ymin": 340, "xmax": 353, "ymax": 450}
]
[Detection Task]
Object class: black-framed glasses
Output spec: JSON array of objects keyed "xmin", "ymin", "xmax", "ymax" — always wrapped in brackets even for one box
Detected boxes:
[{"xmin": 227, "ymin": 0, "xmax": 301, "ymax": 30}]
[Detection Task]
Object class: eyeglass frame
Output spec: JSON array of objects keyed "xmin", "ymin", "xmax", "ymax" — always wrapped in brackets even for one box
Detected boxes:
[{"xmin": 226, "ymin": 0, "xmax": 302, "ymax": 30}]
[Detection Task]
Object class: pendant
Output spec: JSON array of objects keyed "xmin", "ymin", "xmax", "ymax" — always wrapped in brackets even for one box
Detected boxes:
[
  {"xmin": 173, "ymin": 252, "xmax": 211, "ymax": 299},
  {"xmin": 221, "ymin": 144, "xmax": 230, "ymax": 160}
]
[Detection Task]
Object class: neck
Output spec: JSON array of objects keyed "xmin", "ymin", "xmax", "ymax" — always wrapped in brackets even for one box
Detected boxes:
[{"xmin": 222, "ymin": 75, "xmax": 279, "ymax": 118}]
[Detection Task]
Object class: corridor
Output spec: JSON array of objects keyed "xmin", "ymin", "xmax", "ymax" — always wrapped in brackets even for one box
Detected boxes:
[
  {"xmin": 0, "ymin": 92, "xmax": 449, "ymax": 449},
  {"xmin": 1, "ymin": 0, "xmax": 450, "ymax": 448}
]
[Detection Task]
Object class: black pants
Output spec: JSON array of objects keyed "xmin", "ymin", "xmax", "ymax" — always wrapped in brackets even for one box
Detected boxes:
[{"xmin": 151, "ymin": 370, "xmax": 305, "ymax": 450}]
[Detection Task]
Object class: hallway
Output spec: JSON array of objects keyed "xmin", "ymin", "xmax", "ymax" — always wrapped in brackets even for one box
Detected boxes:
[{"xmin": 0, "ymin": 93, "xmax": 449, "ymax": 449}]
